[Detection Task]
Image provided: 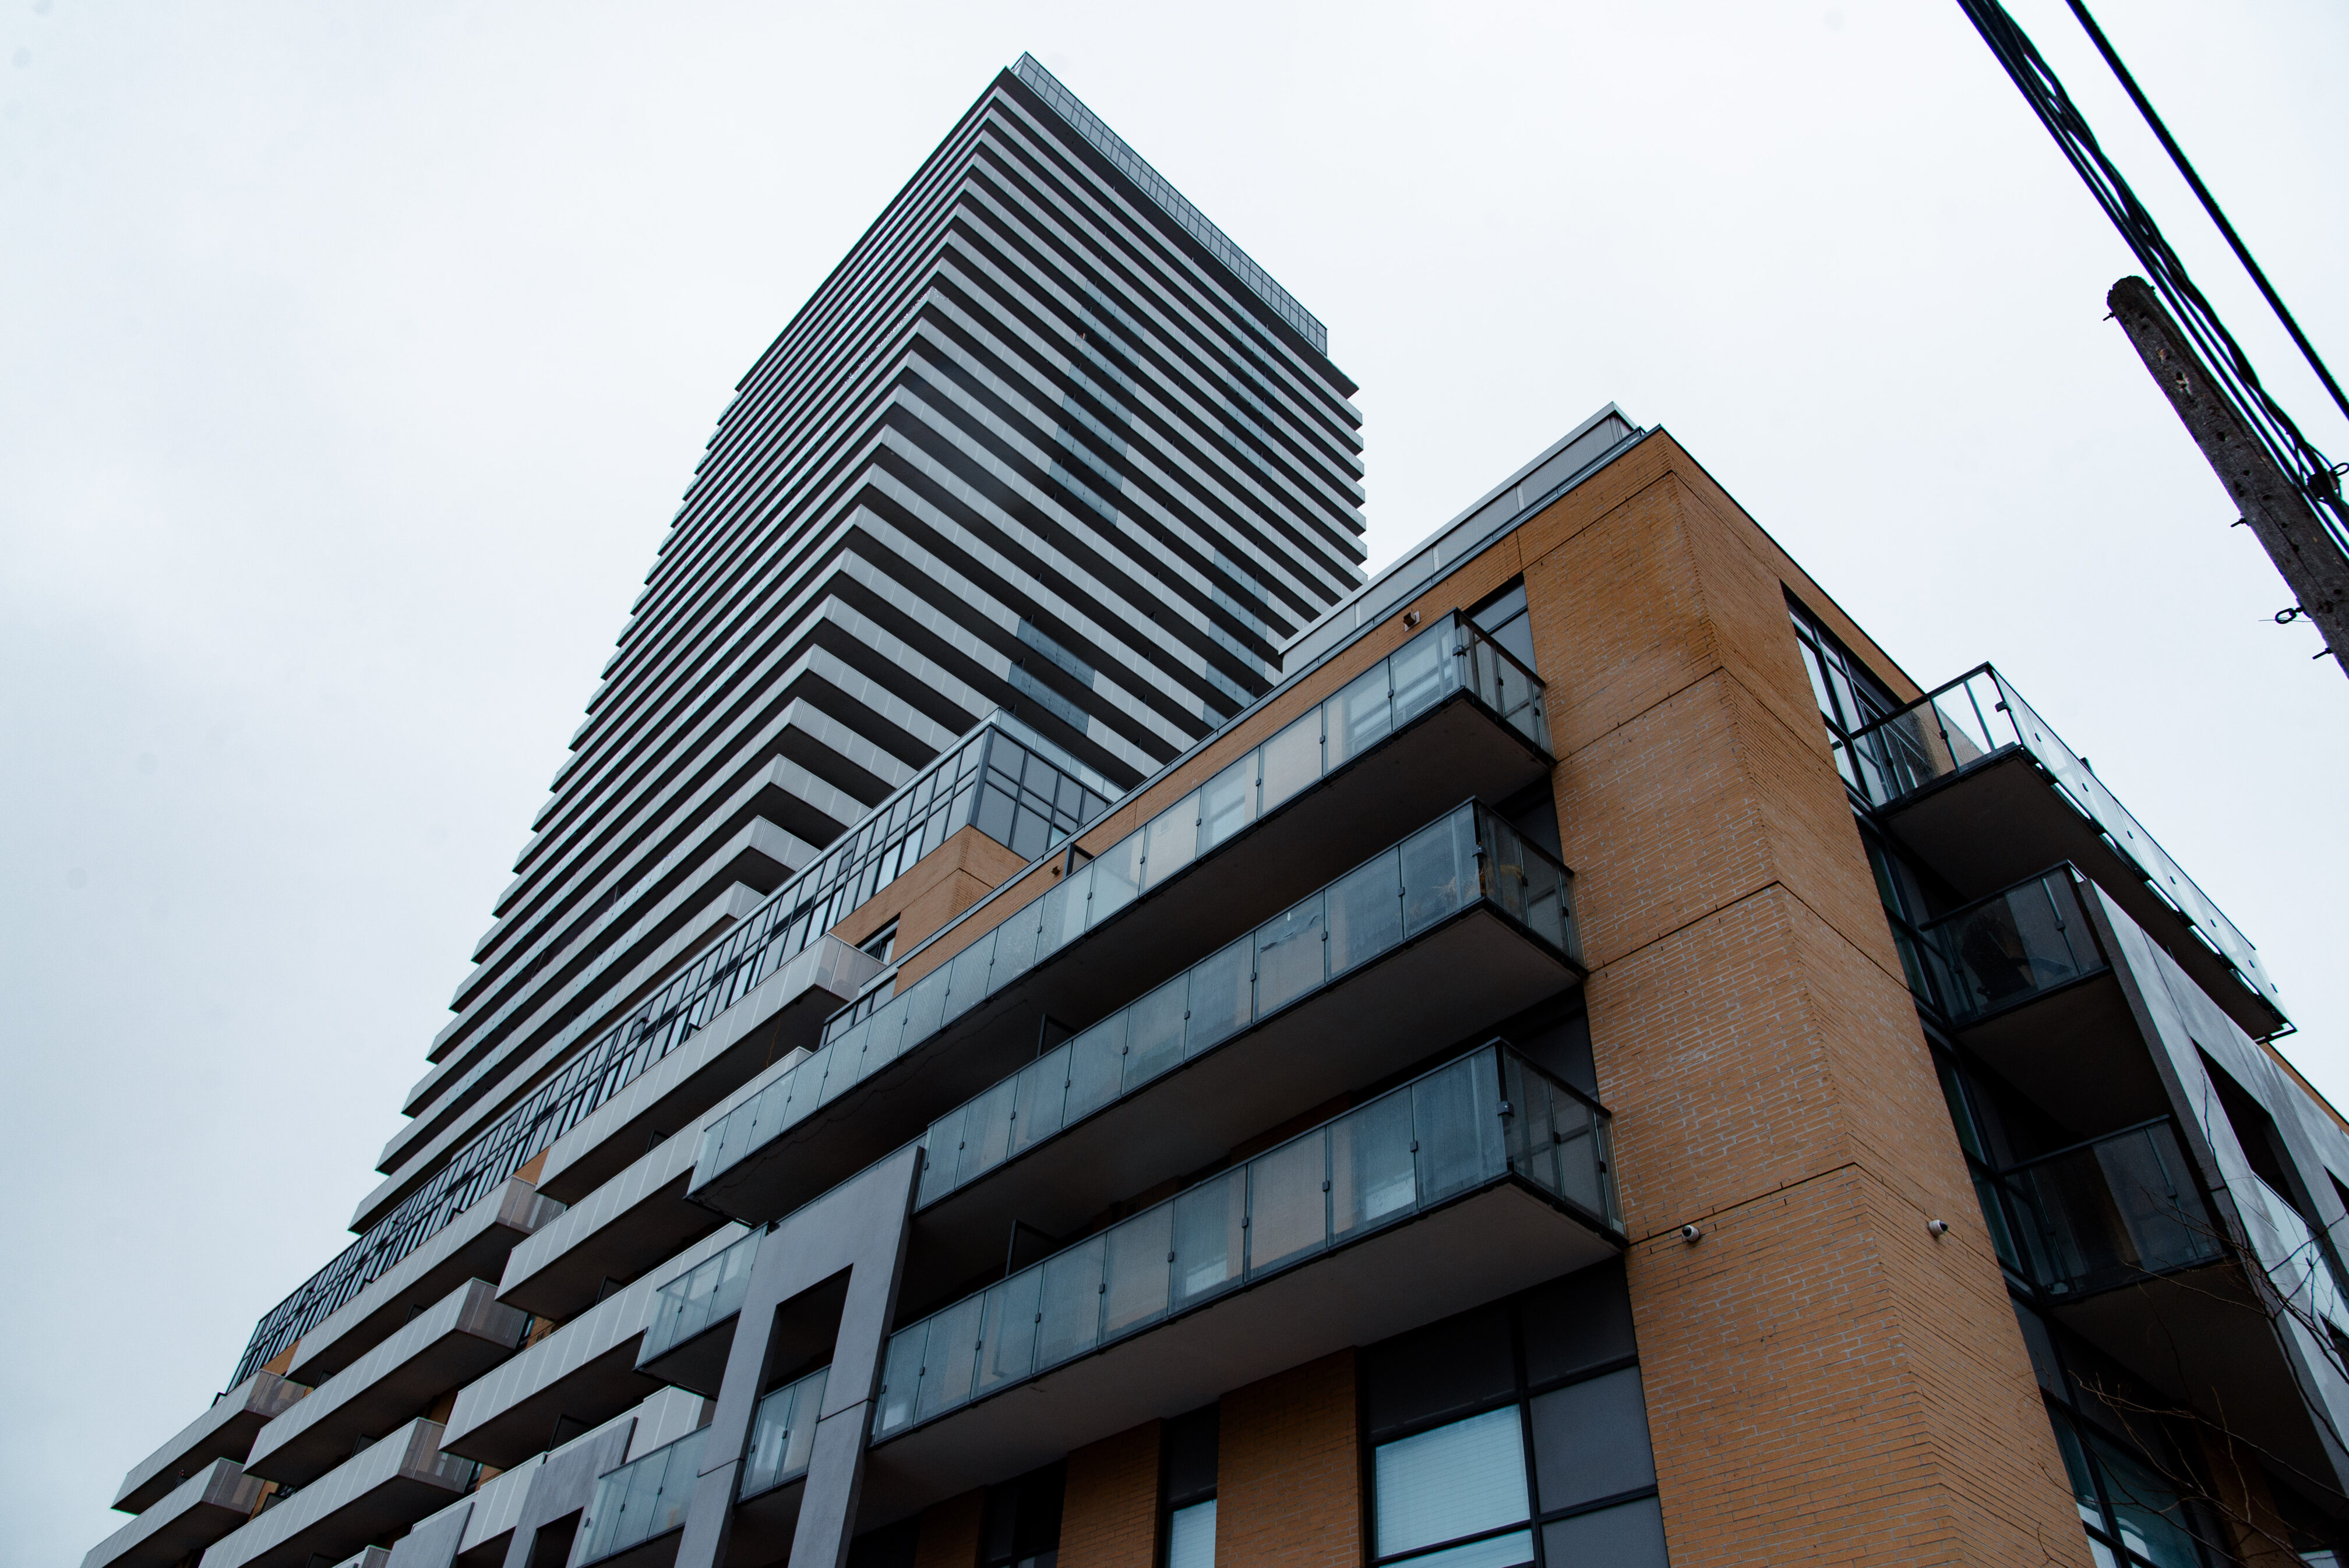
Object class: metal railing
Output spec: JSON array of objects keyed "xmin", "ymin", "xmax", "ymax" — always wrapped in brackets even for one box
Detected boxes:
[
  {"xmin": 1983, "ymin": 1121, "xmax": 2222, "ymax": 1297},
  {"xmin": 1918, "ymin": 867, "xmax": 2107, "ymax": 1024},
  {"xmin": 822, "ymin": 609, "xmax": 1552, "ymax": 1057},
  {"xmin": 914, "ymin": 803, "xmax": 1581, "ymax": 1210},
  {"xmin": 699, "ymin": 799, "xmax": 1578, "ymax": 1201},
  {"xmin": 872, "ymin": 1043, "xmax": 1617, "ymax": 1439},
  {"xmin": 1835, "ymin": 664, "xmax": 2281, "ymax": 1026}
]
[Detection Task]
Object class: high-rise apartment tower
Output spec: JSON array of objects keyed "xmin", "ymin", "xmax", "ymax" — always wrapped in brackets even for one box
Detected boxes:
[
  {"xmin": 218, "ymin": 54, "xmax": 1366, "ymax": 1404},
  {"xmin": 84, "ymin": 55, "xmax": 2349, "ymax": 1568}
]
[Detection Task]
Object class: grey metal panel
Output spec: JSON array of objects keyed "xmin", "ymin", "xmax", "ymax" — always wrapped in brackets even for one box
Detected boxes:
[
  {"xmin": 498, "ymin": 1421, "xmax": 634, "ymax": 1568},
  {"xmin": 83, "ymin": 1458, "xmax": 265, "ymax": 1568},
  {"xmin": 673, "ymin": 1146, "xmax": 921, "ymax": 1568},
  {"xmin": 624, "ymin": 1389, "xmax": 711, "ymax": 1463},
  {"xmin": 385, "ymin": 1502, "xmax": 470, "ymax": 1568},
  {"xmin": 2083, "ymin": 884, "xmax": 2349, "ymax": 1496},
  {"xmin": 495, "ymin": 1121, "xmax": 711, "ymax": 1323},
  {"xmin": 454, "ymin": 1454, "xmax": 542, "ymax": 1560},
  {"xmin": 114, "ymin": 1372, "xmax": 306, "ymax": 1514}
]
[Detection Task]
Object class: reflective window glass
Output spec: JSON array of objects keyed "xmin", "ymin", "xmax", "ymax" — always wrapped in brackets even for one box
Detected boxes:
[
  {"xmin": 1540, "ymin": 1499, "xmax": 1666, "ymax": 1568},
  {"xmin": 1529, "ymin": 1368, "xmax": 1655, "ymax": 1512},
  {"xmin": 1166, "ymin": 1500, "xmax": 1217, "ymax": 1568},
  {"xmin": 1374, "ymin": 1408, "xmax": 1529, "ymax": 1560}
]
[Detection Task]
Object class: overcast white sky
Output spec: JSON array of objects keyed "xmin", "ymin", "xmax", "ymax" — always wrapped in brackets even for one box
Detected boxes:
[{"xmin": 5, "ymin": 2, "xmax": 2344, "ymax": 1560}]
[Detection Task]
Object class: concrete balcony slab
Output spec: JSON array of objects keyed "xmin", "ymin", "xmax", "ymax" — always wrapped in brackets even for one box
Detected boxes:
[
  {"xmin": 249, "ymin": 1280, "xmax": 526, "ymax": 1487},
  {"xmin": 898, "ymin": 902, "xmax": 1580, "ymax": 1309},
  {"xmin": 443, "ymin": 1226, "xmax": 747, "ymax": 1471},
  {"xmin": 499, "ymin": 1127, "xmax": 724, "ymax": 1325},
  {"xmin": 532, "ymin": 937, "xmax": 878, "ymax": 1209},
  {"xmin": 82, "ymin": 1458, "xmax": 263, "ymax": 1568},
  {"xmin": 197, "ymin": 1418, "xmax": 474, "ymax": 1568},
  {"xmin": 113, "ymin": 1373, "xmax": 306, "ymax": 1514},
  {"xmin": 861, "ymin": 1179, "xmax": 1614, "ymax": 1524}
]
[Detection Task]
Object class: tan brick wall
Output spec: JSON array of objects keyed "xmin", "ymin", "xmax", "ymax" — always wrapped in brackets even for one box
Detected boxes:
[
  {"xmin": 914, "ymin": 1489, "xmax": 985, "ymax": 1568},
  {"xmin": 1218, "ymin": 1352, "xmax": 1360, "ymax": 1568},
  {"xmin": 834, "ymin": 825, "xmax": 1028, "ymax": 956},
  {"xmin": 1060, "ymin": 1423, "xmax": 1162, "ymax": 1568},
  {"xmin": 1512, "ymin": 435, "xmax": 2091, "ymax": 1565}
]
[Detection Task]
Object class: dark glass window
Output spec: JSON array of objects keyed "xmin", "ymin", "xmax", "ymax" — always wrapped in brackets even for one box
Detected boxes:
[
  {"xmin": 1472, "ymin": 582, "xmax": 1536, "ymax": 670},
  {"xmin": 1162, "ymin": 1403, "xmax": 1218, "ymax": 1568},
  {"xmin": 1784, "ymin": 598, "xmax": 1896, "ymax": 740},
  {"xmin": 981, "ymin": 1463, "xmax": 1066, "ymax": 1568},
  {"xmin": 2015, "ymin": 1298, "xmax": 2227, "ymax": 1567},
  {"xmin": 1362, "ymin": 1263, "xmax": 1668, "ymax": 1568}
]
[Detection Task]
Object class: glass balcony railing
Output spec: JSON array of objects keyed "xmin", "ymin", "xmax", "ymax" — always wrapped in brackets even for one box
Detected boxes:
[
  {"xmin": 2247, "ymin": 1175, "xmax": 2349, "ymax": 1338},
  {"xmin": 1833, "ymin": 664, "xmax": 2280, "ymax": 1028},
  {"xmin": 576, "ymin": 1428, "xmax": 707, "ymax": 1566},
  {"xmin": 1920, "ymin": 868, "xmax": 2106, "ymax": 1023},
  {"xmin": 817, "ymin": 612, "xmax": 1551, "ymax": 1047},
  {"xmin": 740, "ymin": 1365, "xmax": 831, "ymax": 1500},
  {"xmin": 641, "ymin": 1229, "xmax": 761, "ymax": 1363},
  {"xmin": 915, "ymin": 804, "xmax": 1581, "ymax": 1209},
  {"xmin": 1984, "ymin": 1121, "xmax": 2223, "ymax": 1297},
  {"xmin": 872, "ymin": 1043, "xmax": 1617, "ymax": 1440},
  {"xmin": 699, "ymin": 799, "xmax": 1578, "ymax": 1200}
]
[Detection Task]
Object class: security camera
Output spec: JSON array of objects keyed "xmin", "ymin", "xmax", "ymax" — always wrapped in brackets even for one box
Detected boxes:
[
  {"xmin": 1927, "ymin": 1219, "xmax": 1951, "ymax": 1237},
  {"xmin": 1679, "ymin": 1223, "xmax": 1702, "ymax": 1244}
]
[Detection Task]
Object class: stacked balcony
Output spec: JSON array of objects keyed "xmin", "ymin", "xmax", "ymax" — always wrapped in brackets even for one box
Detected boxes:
[
  {"xmin": 859, "ymin": 1043, "xmax": 1620, "ymax": 1516},
  {"xmin": 197, "ymin": 1418, "xmax": 477, "ymax": 1568},
  {"xmin": 686, "ymin": 615, "xmax": 1561, "ymax": 1230},
  {"xmin": 1837, "ymin": 666, "xmax": 2285, "ymax": 1039}
]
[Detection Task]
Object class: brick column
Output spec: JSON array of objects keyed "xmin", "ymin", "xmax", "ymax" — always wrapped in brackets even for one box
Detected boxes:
[{"xmin": 1216, "ymin": 1353, "xmax": 1359, "ymax": 1568}]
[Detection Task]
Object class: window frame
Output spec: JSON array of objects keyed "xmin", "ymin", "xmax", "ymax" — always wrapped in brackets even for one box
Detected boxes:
[{"xmin": 1359, "ymin": 1302, "xmax": 1657, "ymax": 1568}]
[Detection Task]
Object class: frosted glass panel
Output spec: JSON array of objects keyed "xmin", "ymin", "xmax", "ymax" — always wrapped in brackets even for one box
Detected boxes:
[
  {"xmin": 1374, "ymin": 1408, "xmax": 1529, "ymax": 1558},
  {"xmin": 1167, "ymin": 1500, "xmax": 1218, "ymax": 1568}
]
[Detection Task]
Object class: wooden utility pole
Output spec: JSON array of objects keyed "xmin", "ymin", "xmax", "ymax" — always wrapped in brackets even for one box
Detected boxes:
[{"xmin": 2109, "ymin": 276, "xmax": 2349, "ymax": 680}]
